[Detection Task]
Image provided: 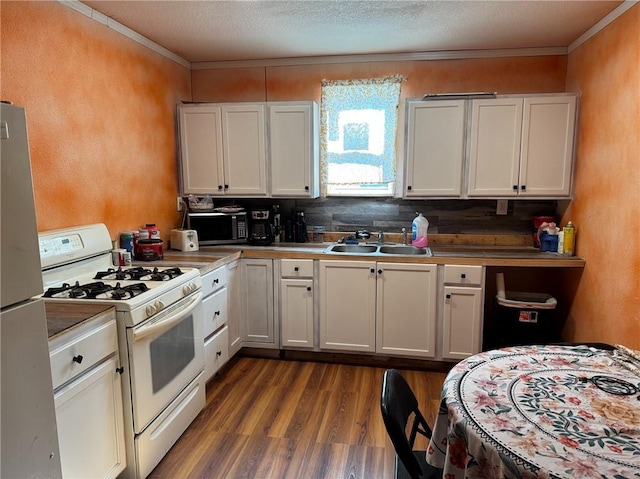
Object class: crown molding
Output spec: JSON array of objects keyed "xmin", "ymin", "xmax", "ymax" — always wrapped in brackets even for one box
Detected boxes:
[
  {"xmin": 60, "ymin": 1, "xmax": 191, "ymax": 69},
  {"xmin": 568, "ymin": 1, "xmax": 638, "ymax": 53},
  {"xmin": 191, "ymin": 47, "xmax": 568, "ymax": 70}
]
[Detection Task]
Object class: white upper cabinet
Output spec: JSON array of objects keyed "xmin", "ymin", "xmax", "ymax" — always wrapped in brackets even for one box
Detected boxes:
[
  {"xmin": 404, "ymin": 99, "xmax": 466, "ymax": 197},
  {"xmin": 269, "ymin": 102, "xmax": 319, "ymax": 198},
  {"xmin": 178, "ymin": 103, "xmax": 267, "ymax": 197},
  {"xmin": 178, "ymin": 105, "xmax": 224, "ymax": 196},
  {"xmin": 467, "ymin": 95, "xmax": 576, "ymax": 197}
]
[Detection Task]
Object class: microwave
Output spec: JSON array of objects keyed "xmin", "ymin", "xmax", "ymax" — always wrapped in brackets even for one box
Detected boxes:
[{"xmin": 186, "ymin": 211, "xmax": 248, "ymax": 245}]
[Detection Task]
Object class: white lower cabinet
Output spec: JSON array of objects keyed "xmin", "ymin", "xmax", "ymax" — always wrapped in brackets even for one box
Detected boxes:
[
  {"xmin": 226, "ymin": 260, "xmax": 243, "ymax": 356},
  {"xmin": 280, "ymin": 259, "xmax": 314, "ymax": 349},
  {"xmin": 201, "ymin": 266, "xmax": 229, "ymax": 382},
  {"xmin": 376, "ymin": 263, "xmax": 437, "ymax": 358},
  {"xmin": 319, "ymin": 260, "xmax": 437, "ymax": 357},
  {"xmin": 49, "ymin": 312, "xmax": 125, "ymax": 479},
  {"xmin": 441, "ymin": 265, "xmax": 484, "ymax": 360},
  {"xmin": 241, "ymin": 258, "xmax": 278, "ymax": 348}
]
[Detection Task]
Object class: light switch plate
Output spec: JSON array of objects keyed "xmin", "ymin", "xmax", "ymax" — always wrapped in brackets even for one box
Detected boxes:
[{"xmin": 496, "ymin": 199, "xmax": 508, "ymax": 215}]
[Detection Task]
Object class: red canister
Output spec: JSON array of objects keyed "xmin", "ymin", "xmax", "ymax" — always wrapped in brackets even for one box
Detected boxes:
[{"xmin": 137, "ymin": 239, "xmax": 163, "ymax": 261}]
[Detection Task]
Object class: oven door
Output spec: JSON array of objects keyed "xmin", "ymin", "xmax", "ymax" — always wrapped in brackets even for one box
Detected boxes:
[{"xmin": 127, "ymin": 291, "xmax": 204, "ymax": 433}]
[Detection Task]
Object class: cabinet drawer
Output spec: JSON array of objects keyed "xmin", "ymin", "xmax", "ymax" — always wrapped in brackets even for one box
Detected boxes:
[
  {"xmin": 281, "ymin": 259, "xmax": 313, "ymax": 278},
  {"xmin": 203, "ymin": 288, "xmax": 227, "ymax": 338},
  {"xmin": 50, "ymin": 319, "xmax": 118, "ymax": 390},
  {"xmin": 205, "ymin": 325, "xmax": 229, "ymax": 381},
  {"xmin": 443, "ymin": 265, "xmax": 483, "ymax": 285},
  {"xmin": 201, "ymin": 266, "xmax": 227, "ymax": 297}
]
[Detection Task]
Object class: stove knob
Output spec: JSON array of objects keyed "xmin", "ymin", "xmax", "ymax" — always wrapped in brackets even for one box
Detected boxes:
[
  {"xmin": 146, "ymin": 305, "xmax": 156, "ymax": 317},
  {"xmin": 154, "ymin": 300, "xmax": 165, "ymax": 311},
  {"xmin": 182, "ymin": 285, "xmax": 191, "ymax": 295}
]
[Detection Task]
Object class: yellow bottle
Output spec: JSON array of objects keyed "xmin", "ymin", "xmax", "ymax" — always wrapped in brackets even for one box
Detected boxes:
[{"xmin": 563, "ymin": 221, "xmax": 575, "ymax": 256}]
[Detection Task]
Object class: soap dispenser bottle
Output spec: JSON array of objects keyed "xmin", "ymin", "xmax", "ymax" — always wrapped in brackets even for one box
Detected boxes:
[{"xmin": 412, "ymin": 213, "xmax": 429, "ymax": 248}]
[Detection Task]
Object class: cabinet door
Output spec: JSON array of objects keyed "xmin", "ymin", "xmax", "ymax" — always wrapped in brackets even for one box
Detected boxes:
[
  {"xmin": 467, "ymin": 98, "xmax": 523, "ymax": 197},
  {"xmin": 519, "ymin": 96, "xmax": 576, "ymax": 197},
  {"xmin": 54, "ymin": 356, "xmax": 125, "ymax": 479},
  {"xmin": 241, "ymin": 258, "xmax": 276, "ymax": 346},
  {"xmin": 269, "ymin": 102, "xmax": 319, "ymax": 198},
  {"xmin": 319, "ymin": 260, "xmax": 376, "ymax": 352},
  {"xmin": 404, "ymin": 100, "xmax": 465, "ymax": 197},
  {"xmin": 442, "ymin": 286, "xmax": 483, "ymax": 360},
  {"xmin": 280, "ymin": 278, "xmax": 314, "ymax": 348},
  {"xmin": 226, "ymin": 260, "xmax": 243, "ymax": 356},
  {"xmin": 376, "ymin": 263, "xmax": 437, "ymax": 358},
  {"xmin": 222, "ymin": 104, "xmax": 267, "ymax": 196},
  {"xmin": 178, "ymin": 105, "xmax": 224, "ymax": 195}
]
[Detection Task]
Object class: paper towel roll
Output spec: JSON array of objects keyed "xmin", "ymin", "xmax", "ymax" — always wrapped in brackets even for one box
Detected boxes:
[{"xmin": 496, "ymin": 273, "xmax": 506, "ymax": 299}]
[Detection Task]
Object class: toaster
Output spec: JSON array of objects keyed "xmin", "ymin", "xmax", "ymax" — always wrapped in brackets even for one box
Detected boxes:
[{"xmin": 170, "ymin": 229, "xmax": 199, "ymax": 251}]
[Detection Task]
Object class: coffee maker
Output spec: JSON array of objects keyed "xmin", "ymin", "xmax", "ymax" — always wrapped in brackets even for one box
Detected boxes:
[{"xmin": 248, "ymin": 209, "xmax": 275, "ymax": 245}]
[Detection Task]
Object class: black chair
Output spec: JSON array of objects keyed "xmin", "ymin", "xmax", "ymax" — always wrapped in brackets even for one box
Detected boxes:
[{"xmin": 380, "ymin": 369, "xmax": 443, "ymax": 479}]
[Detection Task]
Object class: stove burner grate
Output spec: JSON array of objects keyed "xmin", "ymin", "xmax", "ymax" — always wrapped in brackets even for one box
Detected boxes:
[
  {"xmin": 44, "ymin": 281, "xmax": 150, "ymax": 300},
  {"xmin": 110, "ymin": 283, "xmax": 149, "ymax": 300},
  {"xmin": 93, "ymin": 266, "xmax": 184, "ymax": 281}
]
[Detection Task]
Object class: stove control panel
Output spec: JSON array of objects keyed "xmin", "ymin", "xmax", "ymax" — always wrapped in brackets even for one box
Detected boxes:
[{"xmin": 39, "ymin": 234, "xmax": 84, "ymax": 258}]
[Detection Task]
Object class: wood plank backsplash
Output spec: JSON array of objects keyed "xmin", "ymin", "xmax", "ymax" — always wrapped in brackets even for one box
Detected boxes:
[{"xmin": 235, "ymin": 198, "xmax": 557, "ymax": 235}]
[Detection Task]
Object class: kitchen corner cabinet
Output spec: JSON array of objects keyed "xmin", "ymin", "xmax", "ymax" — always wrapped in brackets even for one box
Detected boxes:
[
  {"xmin": 226, "ymin": 259, "xmax": 243, "ymax": 357},
  {"xmin": 376, "ymin": 263, "xmax": 437, "ymax": 358},
  {"xmin": 269, "ymin": 102, "xmax": 320, "ymax": 198},
  {"xmin": 280, "ymin": 259, "xmax": 314, "ymax": 349},
  {"xmin": 404, "ymin": 99, "xmax": 465, "ymax": 197},
  {"xmin": 49, "ymin": 311, "xmax": 125, "ymax": 479},
  {"xmin": 241, "ymin": 258, "xmax": 278, "ymax": 348},
  {"xmin": 441, "ymin": 265, "xmax": 484, "ymax": 360},
  {"xmin": 467, "ymin": 95, "xmax": 576, "ymax": 197},
  {"xmin": 178, "ymin": 103, "xmax": 267, "ymax": 197}
]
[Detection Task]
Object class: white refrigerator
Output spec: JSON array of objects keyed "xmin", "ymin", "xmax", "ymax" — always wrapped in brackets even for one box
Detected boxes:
[{"xmin": 0, "ymin": 102, "xmax": 62, "ymax": 478}]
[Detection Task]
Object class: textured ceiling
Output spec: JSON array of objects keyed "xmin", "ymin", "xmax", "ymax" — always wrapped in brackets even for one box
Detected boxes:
[{"xmin": 83, "ymin": 1, "xmax": 623, "ymax": 63}]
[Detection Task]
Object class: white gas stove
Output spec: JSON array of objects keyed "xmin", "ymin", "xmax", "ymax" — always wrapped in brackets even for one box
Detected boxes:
[
  {"xmin": 38, "ymin": 223, "xmax": 205, "ymax": 479},
  {"xmin": 39, "ymin": 224, "xmax": 201, "ymax": 327}
]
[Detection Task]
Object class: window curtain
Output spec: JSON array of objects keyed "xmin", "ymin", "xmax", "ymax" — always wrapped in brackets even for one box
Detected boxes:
[{"xmin": 320, "ymin": 76, "xmax": 404, "ymax": 193}]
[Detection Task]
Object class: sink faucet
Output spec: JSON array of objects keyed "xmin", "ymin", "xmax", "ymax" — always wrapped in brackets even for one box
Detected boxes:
[
  {"xmin": 376, "ymin": 231, "xmax": 384, "ymax": 245},
  {"xmin": 402, "ymin": 228, "xmax": 407, "ymax": 245}
]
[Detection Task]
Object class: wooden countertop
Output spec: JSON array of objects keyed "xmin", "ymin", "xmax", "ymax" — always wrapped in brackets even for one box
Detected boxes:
[
  {"xmin": 45, "ymin": 302, "xmax": 115, "ymax": 340},
  {"xmin": 154, "ymin": 242, "xmax": 584, "ymax": 269}
]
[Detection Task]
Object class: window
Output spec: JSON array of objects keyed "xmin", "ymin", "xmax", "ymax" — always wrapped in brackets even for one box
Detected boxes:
[{"xmin": 320, "ymin": 76, "xmax": 404, "ymax": 196}]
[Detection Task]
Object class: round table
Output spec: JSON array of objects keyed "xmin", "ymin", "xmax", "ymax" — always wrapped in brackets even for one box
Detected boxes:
[{"xmin": 427, "ymin": 345, "xmax": 640, "ymax": 479}]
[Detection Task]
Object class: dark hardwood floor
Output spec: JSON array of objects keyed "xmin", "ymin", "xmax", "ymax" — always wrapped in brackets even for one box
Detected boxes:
[{"xmin": 148, "ymin": 356, "xmax": 447, "ymax": 479}]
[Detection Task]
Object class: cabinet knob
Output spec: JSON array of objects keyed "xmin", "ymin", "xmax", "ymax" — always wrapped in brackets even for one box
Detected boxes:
[
  {"xmin": 305, "ymin": 186, "xmax": 309, "ymax": 191},
  {"xmin": 294, "ymin": 267, "xmax": 299, "ymax": 272},
  {"xmin": 370, "ymin": 268, "xmax": 375, "ymax": 273},
  {"xmin": 461, "ymin": 273, "xmax": 466, "ymax": 279},
  {"xmin": 116, "ymin": 366, "xmax": 124, "ymax": 374},
  {"xmin": 407, "ymin": 186, "xmax": 412, "ymax": 191},
  {"xmin": 521, "ymin": 185, "xmax": 527, "ymax": 191},
  {"xmin": 224, "ymin": 184, "xmax": 229, "ymax": 189},
  {"xmin": 446, "ymin": 294, "xmax": 451, "ymax": 299},
  {"xmin": 306, "ymin": 286, "xmax": 311, "ymax": 291},
  {"xmin": 216, "ymin": 351, "xmax": 222, "ymax": 357},
  {"xmin": 377, "ymin": 269, "xmax": 383, "ymax": 274},
  {"xmin": 72, "ymin": 355, "xmax": 83, "ymax": 364},
  {"xmin": 213, "ymin": 278, "xmax": 219, "ymax": 284},
  {"xmin": 218, "ymin": 185, "xmax": 223, "ymax": 190},
  {"xmin": 513, "ymin": 185, "xmax": 518, "ymax": 191},
  {"xmin": 214, "ymin": 310, "xmax": 220, "ymax": 316}
]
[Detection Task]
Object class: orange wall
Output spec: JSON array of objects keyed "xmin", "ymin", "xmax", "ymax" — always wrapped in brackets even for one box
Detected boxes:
[
  {"xmin": 192, "ymin": 56, "xmax": 567, "ymax": 103},
  {"xmin": 564, "ymin": 5, "xmax": 640, "ymax": 348},
  {"xmin": 1, "ymin": 1, "xmax": 191, "ymax": 242}
]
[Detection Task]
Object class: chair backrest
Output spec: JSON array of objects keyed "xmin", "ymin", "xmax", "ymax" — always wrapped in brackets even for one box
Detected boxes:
[{"xmin": 381, "ymin": 369, "xmax": 432, "ymax": 479}]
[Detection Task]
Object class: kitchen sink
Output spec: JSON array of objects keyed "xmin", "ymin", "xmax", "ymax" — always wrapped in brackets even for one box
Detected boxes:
[
  {"xmin": 327, "ymin": 244, "xmax": 378, "ymax": 253},
  {"xmin": 378, "ymin": 245, "xmax": 429, "ymax": 255},
  {"xmin": 325, "ymin": 244, "xmax": 432, "ymax": 256}
]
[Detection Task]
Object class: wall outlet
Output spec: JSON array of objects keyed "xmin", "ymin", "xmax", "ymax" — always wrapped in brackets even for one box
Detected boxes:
[
  {"xmin": 177, "ymin": 197, "xmax": 183, "ymax": 212},
  {"xmin": 496, "ymin": 199, "xmax": 508, "ymax": 215}
]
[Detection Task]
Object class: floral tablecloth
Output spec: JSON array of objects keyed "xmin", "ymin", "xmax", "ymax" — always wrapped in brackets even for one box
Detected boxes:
[{"xmin": 427, "ymin": 345, "xmax": 640, "ymax": 479}]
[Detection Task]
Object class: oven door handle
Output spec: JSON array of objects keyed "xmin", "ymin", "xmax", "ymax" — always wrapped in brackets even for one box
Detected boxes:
[{"xmin": 132, "ymin": 291, "xmax": 203, "ymax": 343}]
